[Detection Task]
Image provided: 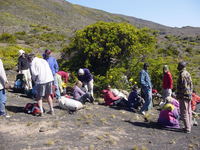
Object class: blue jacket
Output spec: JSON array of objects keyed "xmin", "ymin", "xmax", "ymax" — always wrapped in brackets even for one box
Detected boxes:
[
  {"xmin": 78, "ymin": 68, "xmax": 93, "ymax": 83},
  {"xmin": 43, "ymin": 56, "xmax": 59, "ymax": 75},
  {"xmin": 140, "ymin": 69, "xmax": 152, "ymax": 89}
]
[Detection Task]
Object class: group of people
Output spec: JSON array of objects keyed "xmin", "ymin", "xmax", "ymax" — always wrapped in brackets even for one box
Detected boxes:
[
  {"xmin": 0, "ymin": 49, "xmax": 199, "ymax": 133},
  {"xmin": 101, "ymin": 62, "xmax": 199, "ymax": 134}
]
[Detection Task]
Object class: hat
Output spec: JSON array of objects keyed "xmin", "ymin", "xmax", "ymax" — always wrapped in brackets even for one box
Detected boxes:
[
  {"xmin": 162, "ymin": 103, "xmax": 174, "ymax": 111},
  {"xmin": 163, "ymin": 65, "xmax": 169, "ymax": 71},
  {"xmin": 19, "ymin": 49, "xmax": 25, "ymax": 56},
  {"xmin": 78, "ymin": 68, "xmax": 84, "ymax": 75},
  {"xmin": 44, "ymin": 49, "xmax": 51, "ymax": 55}
]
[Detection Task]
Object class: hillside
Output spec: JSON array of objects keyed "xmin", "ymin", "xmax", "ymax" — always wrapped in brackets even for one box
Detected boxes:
[{"xmin": 0, "ymin": 0, "xmax": 200, "ymax": 36}]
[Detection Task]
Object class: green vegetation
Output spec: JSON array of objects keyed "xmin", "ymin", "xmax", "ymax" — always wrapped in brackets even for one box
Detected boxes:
[{"xmin": 0, "ymin": 33, "xmax": 16, "ymax": 43}]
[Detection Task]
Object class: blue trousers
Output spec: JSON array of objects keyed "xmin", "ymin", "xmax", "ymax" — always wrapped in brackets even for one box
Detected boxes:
[
  {"xmin": 0, "ymin": 89, "xmax": 6, "ymax": 115},
  {"xmin": 141, "ymin": 87, "xmax": 152, "ymax": 112}
]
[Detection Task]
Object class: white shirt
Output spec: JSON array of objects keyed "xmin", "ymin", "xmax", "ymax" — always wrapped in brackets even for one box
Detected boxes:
[
  {"xmin": 0, "ymin": 59, "xmax": 7, "ymax": 90},
  {"xmin": 30, "ymin": 57, "xmax": 54, "ymax": 84}
]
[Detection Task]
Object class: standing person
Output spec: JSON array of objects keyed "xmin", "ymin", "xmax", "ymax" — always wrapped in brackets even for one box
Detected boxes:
[
  {"xmin": 139, "ymin": 63, "xmax": 153, "ymax": 115},
  {"xmin": 43, "ymin": 49, "xmax": 60, "ymax": 100},
  {"xmin": 0, "ymin": 59, "xmax": 9, "ymax": 117},
  {"xmin": 28, "ymin": 54, "xmax": 55, "ymax": 116},
  {"xmin": 176, "ymin": 61, "xmax": 193, "ymax": 133},
  {"xmin": 18, "ymin": 49, "xmax": 32, "ymax": 91},
  {"xmin": 160, "ymin": 65, "xmax": 173, "ymax": 106},
  {"xmin": 78, "ymin": 68, "xmax": 94, "ymax": 97}
]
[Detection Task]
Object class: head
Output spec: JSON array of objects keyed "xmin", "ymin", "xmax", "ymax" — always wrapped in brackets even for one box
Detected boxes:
[
  {"xmin": 162, "ymin": 103, "xmax": 174, "ymax": 111},
  {"xmin": 27, "ymin": 53, "xmax": 35, "ymax": 63},
  {"xmin": 177, "ymin": 61, "xmax": 186, "ymax": 71},
  {"xmin": 163, "ymin": 65, "xmax": 169, "ymax": 73},
  {"xmin": 107, "ymin": 85, "xmax": 111, "ymax": 90},
  {"xmin": 78, "ymin": 68, "xmax": 84, "ymax": 76},
  {"xmin": 19, "ymin": 49, "xmax": 25, "ymax": 56},
  {"xmin": 143, "ymin": 63, "xmax": 149, "ymax": 70},
  {"xmin": 165, "ymin": 96, "xmax": 173, "ymax": 103},
  {"xmin": 75, "ymin": 80, "xmax": 83, "ymax": 87},
  {"xmin": 43, "ymin": 49, "xmax": 51, "ymax": 58},
  {"xmin": 132, "ymin": 84, "xmax": 138, "ymax": 90}
]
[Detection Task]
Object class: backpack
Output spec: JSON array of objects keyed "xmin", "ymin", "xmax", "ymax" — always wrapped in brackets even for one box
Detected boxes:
[{"xmin": 24, "ymin": 103, "xmax": 45, "ymax": 116}]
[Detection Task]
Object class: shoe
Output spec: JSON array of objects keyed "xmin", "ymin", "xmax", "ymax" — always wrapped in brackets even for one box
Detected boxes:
[
  {"xmin": 183, "ymin": 128, "xmax": 191, "ymax": 134},
  {"xmin": 140, "ymin": 111, "xmax": 146, "ymax": 115},
  {"xmin": 47, "ymin": 110, "xmax": 55, "ymax": 115}
]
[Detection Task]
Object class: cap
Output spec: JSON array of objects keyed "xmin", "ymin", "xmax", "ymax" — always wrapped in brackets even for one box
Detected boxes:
[
  {"xmin": 19, "ymin": 49, "xmax": 25, "ymax": 56},
  {"xmin": 78, "ymin": 68, "xmax": 84, "ymax": 75}
]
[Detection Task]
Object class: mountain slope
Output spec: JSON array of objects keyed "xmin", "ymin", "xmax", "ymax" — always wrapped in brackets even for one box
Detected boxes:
[{"xmin": 0, "ymin": 0, "xmax": 200, "ymax": 36}]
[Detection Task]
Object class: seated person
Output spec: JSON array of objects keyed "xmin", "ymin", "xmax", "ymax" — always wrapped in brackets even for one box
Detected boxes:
[
  {"xmin": 102, "ymin": 85, "xmax": 128, "ymax": 107},
  {"xmin": 191, "ymin": 91, "xmax": 200, "ymax": 126},
  {"xmin": 128, "ymin": 85, "xmax": 144, "ymax": 110},
  {"xmin": 165, "ymin": 96, "xmax": 180, "ymax": 113},
  {"xmin": 73, "ymin": 80, "xmax": 94, "ymax": 104},
  {"xmin": 157, "ymin": 103, "xmax": 180, "ymax": 128}
]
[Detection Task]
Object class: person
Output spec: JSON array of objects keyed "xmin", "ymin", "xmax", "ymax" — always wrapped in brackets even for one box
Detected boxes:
[
  {"xmin": 139, "ymin": 63, "xmax": 153, "ymax": 115},
  {"xmin": 160, "ymin": 65, "xmax": 173, "ymax": 106},
  {"xmin": 78, "ymin": 68, "xmax": 94, "ymax": 96},
  {"xmin": 43, "ymin": 49, "xmax": 60, "ymax": 100},
  {"xmin": 18, "ymin": 49, "xmax": 32, "ymax": 91},
  {"xmin": 191, "ymin": 91, "xmax": 200, "ymax": 126},
  {"xmin": 176, "ymin": 61, "xmax": 193, "ymax": 133},
  {"xmin": 165, "ymin": 96, "xmax": 180, "ymax": 113},
  {"xmin": 102, "ymin": 85, "xmax": 128, "ymax": 107},
  {"xmin": 28, "ymin": 54, "xmax": 55, "ymax": 116},
  {"xmin": 56, "ymin": 71, "xmax": 70, "ymax": 94},
  {"xmin": 0, "ymin": 59, "xmax": 10, "ymax": 117},
  {"xmin": 128, "ymin": 84, "xmax": 144, "ymax": 111},
  {"xmin": 73, "ymin": 80, "xmax": 94, "ymax": 104},
  {"xmin": 157, "ymin": 103, "xmax": 180, "ymax": 129}
]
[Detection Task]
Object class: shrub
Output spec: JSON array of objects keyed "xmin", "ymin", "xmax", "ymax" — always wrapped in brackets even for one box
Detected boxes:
[{"xmin": 0, "ymin": 33, "xmax": 16, "ymax": 43}]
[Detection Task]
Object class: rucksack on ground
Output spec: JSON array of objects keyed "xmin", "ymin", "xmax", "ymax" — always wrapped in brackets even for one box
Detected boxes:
[
  {"xmin": 13, "ymin": 74, "xmax": 25, "ymax": 93},
  {"xmin": 24, "ymin": 103, "xmax": 45, "ymax": 116}
]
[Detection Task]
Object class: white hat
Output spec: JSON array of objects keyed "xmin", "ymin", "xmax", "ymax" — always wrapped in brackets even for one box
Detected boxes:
[
  {"xmin": 19, "ymin": 49, "xmax": 25, "ymax": 56},
  {"xmin": 78, "ymin": 68, "xmax": 84, "ymax": 75}
]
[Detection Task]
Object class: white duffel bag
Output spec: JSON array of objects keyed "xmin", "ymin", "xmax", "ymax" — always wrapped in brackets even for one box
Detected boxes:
[{"xmin": 59, "ymin": 96, "xmax": 83, "ymax": 111}]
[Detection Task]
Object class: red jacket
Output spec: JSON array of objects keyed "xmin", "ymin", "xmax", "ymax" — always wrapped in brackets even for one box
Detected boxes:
[
  {"xmin": 162, "ymin": 71, "xmax": 173, "ymax": 89},
  {"xmin": 192, "ymin": 93, "xmax": 200, "ymax": 111},
  {"xmin": 102, "ymin": 89, "xmax": 120, "ymax": 106},
  {"xmin": 57, "ymin": 71, "xmax": 69, "ymax": 83}
]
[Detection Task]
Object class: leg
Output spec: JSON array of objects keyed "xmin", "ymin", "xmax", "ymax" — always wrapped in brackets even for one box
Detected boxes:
[
  {"xmin": 87, "ymin": 79, "xmax": 94, "ymax": 97},
  {"xmin": 0, "ymin": 89, "xmax": 6, "ymax": 116},
  {"xmin": 45, "ymin": 82, "xmax": 54, "ymax": 114},
  {"xmin": 53, "ymin": 75, "xmax": 61, "ymax": 100},
  {"xmin": 180, "ymin": 99, "xmax": 191, "ymax": 132}
]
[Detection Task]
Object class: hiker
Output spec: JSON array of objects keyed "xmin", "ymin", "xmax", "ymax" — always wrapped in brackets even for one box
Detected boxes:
[
  {"xmin": 0, "ymin": 59, "xmax": 10, "ymax": 117},
  {"xmin": 157, "ymin": 103, "xmax": 180, "ymax": 129},
  {"xmin": 78, "ymin": 68, "xmax": 94, "ymax": 97},
  {"xmin": 73, "ymin": 80, "xmax": 94, "ymax": 104},
  {"xmin": 43, "ymin": 49, "xmax": 60, "ymax": 100},
  {"xmin": 128, "ymin": 84, "xmax": 144, "ymax": 111},
  {"xmin": 28, "ymin": 54, "xmax": 55, "ymax": 116},
  {"xmin": 191, "ymin": 91, "xmax": 200, "ymax": 126},
  {"xmin": 160, "ymin": 65, "xmax": 173, "ymax": 106},
  {"xmin": 176, "ymin": 61, "xmax": 193, "ymax": 133},
  {"xmin": 165, "ymin": 96, "xmax": 180, "ymax": 113},
  {"xmin": 56, "ymin": 71, "xmax": 70, "ymax": 94},
  {"xmin": 18, "ymin": 49, "xmax": 32, "ymax": 91},
  {"xmin": 139, "ymin": 63, "xmax": 153, "ymax": 115},
  {"xmin": 102, "ymin": 85, "xmax": 128, "ymax": 107}
]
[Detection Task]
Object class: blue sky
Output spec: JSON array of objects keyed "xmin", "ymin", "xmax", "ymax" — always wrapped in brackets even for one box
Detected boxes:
[{"xmin": 66, "ymin": 0, "xmax": 200, "ymax": 28}]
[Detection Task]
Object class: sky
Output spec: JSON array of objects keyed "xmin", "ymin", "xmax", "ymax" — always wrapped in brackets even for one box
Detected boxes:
[{"xmin": 66, "ymin": 0, "xmax": 200, "ymax": 28}]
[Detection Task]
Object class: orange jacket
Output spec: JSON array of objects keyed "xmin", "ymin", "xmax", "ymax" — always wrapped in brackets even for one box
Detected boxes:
[{"xmin": 191, "ymin": 93, "xmax": 200, "ymax": 111}]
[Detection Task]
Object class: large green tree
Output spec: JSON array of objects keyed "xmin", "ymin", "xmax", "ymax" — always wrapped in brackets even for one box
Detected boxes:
[{"xmin": 60, "ymin": 21, "xmax": 157, "ymax": 89}]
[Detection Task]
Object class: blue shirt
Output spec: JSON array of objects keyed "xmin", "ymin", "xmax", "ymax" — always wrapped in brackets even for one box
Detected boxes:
[
  {"xmin": 78, "ymin": 68, "xmax": 93, "ymax": 83},
  {"xmin": 43, "ymin": 56, "xmax": 59, "ymax": 75},
  {"xmin": 140, "ymin": 69, "xmax": 152, "ymax": 89}
]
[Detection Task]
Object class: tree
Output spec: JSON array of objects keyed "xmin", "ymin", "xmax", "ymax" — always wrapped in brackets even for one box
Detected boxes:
[{"xmin": 60, "ymin": 21, "xmax": 156, "ymax": 90}]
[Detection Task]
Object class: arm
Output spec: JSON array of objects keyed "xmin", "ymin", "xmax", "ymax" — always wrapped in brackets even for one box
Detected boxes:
[
  {"xmin": 140, "ymin": 70, "xmax": 148, "ymax": 87},
  {"xmin": 0, "ymin": 59, "xmax": 8, "ymax": 85},
  {"xmin": 54, "ymin": 59, "xmax": 59, "ymax": 73},
  {"xmin": 168, "ymin": 73, "xmax": 173, "ymax": 89}
]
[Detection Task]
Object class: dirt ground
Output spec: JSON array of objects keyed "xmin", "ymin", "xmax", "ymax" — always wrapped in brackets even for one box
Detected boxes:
[{"xmin": 0, "ymin": 72, "xmax": 200, "ymax": 150}]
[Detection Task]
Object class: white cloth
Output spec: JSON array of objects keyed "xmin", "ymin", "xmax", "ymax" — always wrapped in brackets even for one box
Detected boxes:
[
  {"xmin": 0, "ymin": 59, "xmax": 7, "ymax": 90},
  {"xmin": 21, "ymin": 69, "xmax": 32, "ymax": 90},
  {"xmin": 30, "ymin": 57, "xmax": 54, "ymax": 84}
]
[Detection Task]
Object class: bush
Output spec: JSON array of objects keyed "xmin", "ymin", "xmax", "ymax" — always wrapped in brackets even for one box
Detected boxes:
[{"xmin": 0, "ymin": 33, "xmax": 16, "ymax": 43}]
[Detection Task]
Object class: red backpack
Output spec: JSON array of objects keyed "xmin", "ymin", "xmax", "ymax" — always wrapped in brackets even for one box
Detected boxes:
[{"xmin": 24, "ymin": 103, "xmax": 44, "ymax": 116}]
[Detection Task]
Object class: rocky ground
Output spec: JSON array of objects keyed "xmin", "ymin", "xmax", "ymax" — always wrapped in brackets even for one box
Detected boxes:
[{"xmin": 0, "ymin": 73, "xmax": 200, "ymax": 150}]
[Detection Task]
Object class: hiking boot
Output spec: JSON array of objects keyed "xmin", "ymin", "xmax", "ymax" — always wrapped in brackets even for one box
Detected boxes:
[
  {"xmin": 47, "ymin": 110, "xmax": 55, "ymax": 115},
  {"xmin": 182, "ymin": 128, "xmax": 191, "ymax": 134}
]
